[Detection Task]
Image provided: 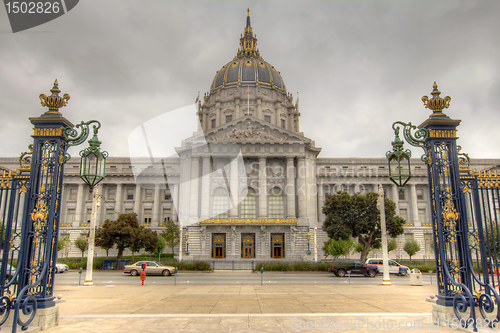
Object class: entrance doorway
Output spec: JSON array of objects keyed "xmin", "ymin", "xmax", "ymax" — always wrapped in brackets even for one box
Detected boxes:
[
  {"xmin": 241, "ymin": 233, "xmax": 255, "ymax": 258},
  {"xmin": 212, "ymin": 233, "xmax": 226, "ymax": 258},
  {"xmin": 271, "ymin": 233, "xmax": 285, "ymax": 258}
]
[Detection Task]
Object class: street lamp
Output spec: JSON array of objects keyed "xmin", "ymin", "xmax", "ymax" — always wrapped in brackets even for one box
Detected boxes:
[
  {"xmin": 386, "ymin": 126, "xmax": 412, "ymax": 188},
  {"xmin": 306, "ymin": 231, "xmax": 311, "ymax": 255},
  {"xmin": 184, "ymin": 228, "xmax": 190, "ymax": 255},
  {"xmin": 79, "ymin": 121, "xmax": 108, "ymax": 286}
]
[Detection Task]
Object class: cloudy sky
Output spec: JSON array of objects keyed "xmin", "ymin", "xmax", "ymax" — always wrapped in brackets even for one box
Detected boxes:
[{"xmin": 1, "ymin": 0, "xmax": 499, "ymax": 161}]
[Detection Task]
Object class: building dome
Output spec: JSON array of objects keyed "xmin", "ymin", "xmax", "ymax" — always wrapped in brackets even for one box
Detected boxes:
[{"xmin": 209, "ymin": 10, "xmax": 286, "ymax": 94}]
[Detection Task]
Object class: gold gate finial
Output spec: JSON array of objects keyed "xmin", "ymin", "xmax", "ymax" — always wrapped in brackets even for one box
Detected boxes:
[
  {"xmin": 422, "ymin": 81, "xmax": 451, "ymax": 117},
  {"xmin": 39, "ymin": 79, "xmax": 70, "ymax": 115}
]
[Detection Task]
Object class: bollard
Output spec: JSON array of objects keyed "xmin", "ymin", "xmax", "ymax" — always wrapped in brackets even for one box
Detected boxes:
[
  {"xmin": 78, "ymin": 267, "xmax": 83, "ymax": 286},
  {"xmin": 347, "ymin": 271, "xmax": 351, "ymax": 285},
  {"xmin": 429, "ymin": 271, "xmax": 433, "ymax": 285},
  {"xmin": 260, "ymin": 266, "xmax": 264, "ymax": 285}
]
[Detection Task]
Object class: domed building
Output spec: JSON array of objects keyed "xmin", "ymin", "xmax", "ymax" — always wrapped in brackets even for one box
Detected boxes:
[{"xmin": 4, "ymin": 10, "xmax": 496, "ymax": 263}]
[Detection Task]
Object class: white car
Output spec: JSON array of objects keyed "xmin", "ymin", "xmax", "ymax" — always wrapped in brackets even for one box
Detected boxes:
[
  {"xmin": 365, "ymin": 258, "xmax": 410, "ymax": 276},
  {"xmin": 55, "ymin": 263, "xmax": 69, "ymax": 273}
]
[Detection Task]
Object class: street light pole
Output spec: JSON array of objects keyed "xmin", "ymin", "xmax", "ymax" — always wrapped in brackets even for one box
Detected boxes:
[
  {"xmin": 378, "ymin": 184, "xmax": 391, "ymax": 286},
  {"xmin": 84, "ymin": 186, "xmax": 99, "ymax": 286}
]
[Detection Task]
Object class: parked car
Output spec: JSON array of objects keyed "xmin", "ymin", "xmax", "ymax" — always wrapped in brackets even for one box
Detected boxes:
[
  {"xmin": 123, "ymin": 261, "xmax": 177, "ymax": 276},
  {"xmin": 55, "ymin": 263, "xmax": 69, "ymax": 273},
  {"xmin": 328, "ymin": 259, "xmax": 378, "ymax": 277},
  {"xmin": 365, "ymin": 258, "xmax": 410, "ymax": 276}
]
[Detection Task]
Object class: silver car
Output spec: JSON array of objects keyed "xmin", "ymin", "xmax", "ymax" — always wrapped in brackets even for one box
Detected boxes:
[
  {"xmin": 123, "ymin": 261, "xmax": 177, "ymax": 276},
  {"xmin": 55, "ymin": 263, "xmax": 69, "ymax": 273}
]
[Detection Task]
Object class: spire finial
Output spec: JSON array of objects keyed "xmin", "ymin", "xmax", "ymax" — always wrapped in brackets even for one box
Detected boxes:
[
  {"xmin": 237, "ymin": 9, "xmax": 260, "ymax": 59},
  {"xmin": 247, "ymin": 8, "xmax": 250, "ymax": 16},
  {"xmin": 422, "ymin": 81, "xmax": 451, "ymax": 116}
]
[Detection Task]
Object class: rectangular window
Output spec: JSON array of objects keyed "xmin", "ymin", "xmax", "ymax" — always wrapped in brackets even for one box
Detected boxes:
[
  {"xmin": 264, "ymin": 115, "xmax": 271, "ymax": 123},
  {"xmin": 404, "ymin": 233, "xmax": 414, "ymax": 242},
  {"xmin": 399, "ymin": 208, "xmax": 408, "ymax": 222},
  {"xmin": 108, "ymin": 188, "xmax": 116, "ymax": 201},
  {"xmin": 145, "ymin": 189, "xmax": 153, "ymax": 201},
  {"xmin": 66, "ymin": 209, "xmax": 75, "ymax": 224},
  {"xmin": 143, "ymin": 208, "xmax": 152, "ymax": 224},
  {"xmin": 105, "ymin": 209, "xmax": 114, "ymax": 221},
  {"xmin": 86, "ymin": 208, "xmax": 92, "ymax": 223},
  {"xmin": 163, "ymin": 208, "xmax": 171, "ymax": 222},
  {"xmin": 399, "ymin": 189, "xmax": 406, "ymax": 201},
  {"xmin": 69, "ymin": 188, "xmax": 77, "ymax": 201},
  {"xmin": 416, "ymin": 188, "xmax": 424, "ymax": 201},
  {"xmin": 124, "ymin": 208, "xmax": 133, "ymax": 214},
  {"xmin": 211, "ymin": 119, "xmax": 216, "ymax": 128},
  {"xmin": 164, "ymin": 189, "xmax": 171, "ymax": 200},
  {"xmin": 126, "ymin": 188, "xmax": 134, "ymax": 200},
  {"xmin": 281, "ymin": 119, "xmax": 285, "ymax": 128},
  {"xmin": 418, "ymin": 208, "xmax": 427, "ymax": 222},
  {"xmin": 226, "ymin": 115, "xmax": 232, "ymax": 123}
]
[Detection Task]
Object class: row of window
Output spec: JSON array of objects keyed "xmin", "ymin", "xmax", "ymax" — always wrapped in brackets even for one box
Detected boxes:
[
  {"xmin": 67, "ymin": 187, "xmax": 172, "ymax": 202},
  {"xmin": 213, "ymin": 187, "xmax": 285, "ymax": 219},
  {"xmin": 211, "ymin": 232, "xmax": 285, "ymax": 259},
  {"xmin": 65, "ymin": 207, "xmax": 172, "ymax": 226},
  {"xmin": 211, "ymin": 115, "xmax": 287, "ymax": 129}
]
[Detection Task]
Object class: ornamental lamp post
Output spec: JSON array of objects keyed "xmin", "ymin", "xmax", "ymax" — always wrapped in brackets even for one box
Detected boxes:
[
  {"xmin": 79, "ymin": 123, "xmax": 108, "ymax": 286},
  {"xmin": 184, "ymin": 228, "xmax": 190, "ymax": 255},
  {"xmin": 306, "ymin": 231, "xmax": 311, "ymax": 255},
  {"xmin": 386, "ymin": 126, "xmax": 412, "ymax": 189}
]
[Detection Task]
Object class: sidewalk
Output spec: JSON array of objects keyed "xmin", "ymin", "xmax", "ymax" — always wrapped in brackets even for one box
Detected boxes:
[{"xmin": 35, "ymin": 283, "xmax": 468, "ymax": 332}]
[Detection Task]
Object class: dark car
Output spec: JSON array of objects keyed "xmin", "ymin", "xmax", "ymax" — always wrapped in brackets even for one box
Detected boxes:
[{"xmin": 328, "ymin": 259, "xmax": 378, "ymax": 277}]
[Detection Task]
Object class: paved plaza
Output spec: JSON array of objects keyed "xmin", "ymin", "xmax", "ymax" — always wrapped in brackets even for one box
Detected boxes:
[{"xmin": 34, "ymin": 283, "xmax": 472, "ymax": 332}]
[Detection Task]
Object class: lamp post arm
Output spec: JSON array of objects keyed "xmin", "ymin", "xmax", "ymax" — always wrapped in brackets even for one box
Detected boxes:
[
  {"xmin": 62, "ymin": 120, "xmax": 103, "ymax": 161},
  {"xmin": 391, "ymin": 121, "xmax": 429, "ymax": 162}
]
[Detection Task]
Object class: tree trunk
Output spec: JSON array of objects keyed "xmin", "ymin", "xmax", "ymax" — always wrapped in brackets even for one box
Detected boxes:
[
  {"xmin": 106, "ymin": 249, "xmax": 109, "ymax": 259},
  {"xmin": 132, "ymin": 251, "xmax": 135, "ymax": 261},
  {"xmin": 81, "ymin": 251, "xmax": 84, "ymax": 261},
  {"xmin": 117, "ymin": 248, "xmax": 124, "ymax": 261},
  {"xmin": 359, "ymin": 244, "xmax": 371, "ymax": 262}
]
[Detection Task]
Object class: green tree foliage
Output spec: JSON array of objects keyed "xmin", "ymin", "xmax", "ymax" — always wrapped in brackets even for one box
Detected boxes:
[
  {"xmin": 155, "ymin": 235, "xmax": 166, "ymax": 261},
  {"xmin": 105, "ymin": 213, "xmax": 141, "ymax": 260},
  {"xmin": 74, "ymin": 236, "xmax": 88, "ymax": 261},
  {"xmin": 388, "ymin": 238, "xmax": 398, "ymax": 253},
  {"xmin": 95, "ymin": 220, "xmax": 115, "ymax": 259},
  {"xmin": 404, "ymin": 240, "xmax": 421, "ymax": 263},
  {"xmin": 322, "ymin": 191, "xmax": 405, "ymax": 262},
  {"xmin": 323, "ymin": 238, "xmax": 354, "ymax": 258},
  {"xmin": 57, "ymin": 235, "xmax": 70, "ymax": 252},
  {"xmin": 160, "ymin": 218, "xmax": 180, "ymax": 253},
  {"xmin": 485, "ymin": 223, "xmax": 500, "ymax": 257}
]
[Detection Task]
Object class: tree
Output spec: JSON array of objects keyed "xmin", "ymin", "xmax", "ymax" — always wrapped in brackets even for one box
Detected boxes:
[
  {"xmin": 404, "ymin": 240, "xmax": 421, "ymax": 263},
  {"xmin": 322, "ymin": 191, "xmax": 405, "ymax": 262},
  {"xmin": 74, "ymin": 237, "xmax": 88, "ymax": 261},
  {"xmin": 388, "ymin": 238, "xmax": 398, "ymax": 253},
  {"xmin": 155, "ymin": 235, "xmax": 166, "ymax": 261},
  {"xmin": 129, "ymin": 227, "xmax": 158, "ymax": 261},
  {"xmin": 95, "ymin": 220, "xmax": 114, "ymax": 259},
  {"xmin": 57, "ymin": 235, "xmax": 70, "ymax": 253},
  {"xmin": 323, "ymin": 238, "xmax": 354, "ymax": 258},
  {"xmin": 160, "ymin": 218, "xmax": 180, "ymax": 253},
  {"xmin": 105, "ymin": 213, "xmax": 141, "ymax": 260}
]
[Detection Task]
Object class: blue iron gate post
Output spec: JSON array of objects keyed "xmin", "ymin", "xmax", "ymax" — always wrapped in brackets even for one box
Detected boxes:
[{"xmin": 0, "ymin": 80, "xmax": 106, "ymax": 332}]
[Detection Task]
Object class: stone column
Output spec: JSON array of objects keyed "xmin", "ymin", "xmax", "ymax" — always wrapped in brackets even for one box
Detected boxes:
[
  {"xmin": 392, "ymin": 184, "xmax": 400, "ymax": 216},
  {"xmin": 172, "ymin": 183, "xmax": 179, "ymax": 222},
  {"xmin": 74, "ymin": 183, "xmax": 85, "ymax": 227},
  {"xmin": 317, "ymin": 182, "xmax": 325, "ymax": 223},
  {"xmin": 258, "ymin": 157, "xmax": 267, "ymax": 218},
  {"xmin": 133, "ymin": 184, "xmax": 141, "ymax": 217},
  {"xmin": 410, "ymin": 184, "xmax": 420, "ymax": 226},
  {"xmin": 286, "ymin": 157, "xmax": 296, "ymax": 218},
  {"xmin": 115, "ymin": 184, "xmax": 122, "ymax": 218},
  {"xmin": 297, "ymin": 157, "xmax": 307, "ymax": 218},
  {"xmin": 235, "ymin": 98, "xmax": 240, "ymax": 119},
  {"xmin": 152, "ymin": 183, "xmax": 161, "ymax": 227},
  {"xmin": 201, "ymin": 157, "xmax": 211, "ymax": 219},
  {"xmin": 189, "ymin": 157, "xmax": 200, "ymax": 220},
  {"xmin": 229, "ymin": 156, "xmax": 239, "ymax": 218},
  {"xmin": 275, "ymin": 101, "xmax": 280, "ymax": 126},
  {"xmin": 257, "ymin": 98, "xmax": 262, "ymax": 118}
]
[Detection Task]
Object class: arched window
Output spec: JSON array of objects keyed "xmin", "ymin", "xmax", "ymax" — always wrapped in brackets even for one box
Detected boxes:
[
  {"xmin": 240, "ymin": 188, "xmax": 257, "ymax": 219},
  {"xmin": 212, "ymin": 187, "xmax": 229, "ymax": 218},
  {"xmin": 268, "ymin": 187, "xmax": 285, "ymax": 218}
]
